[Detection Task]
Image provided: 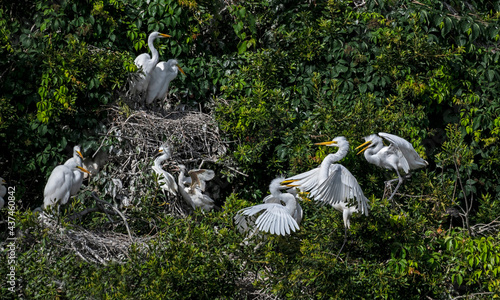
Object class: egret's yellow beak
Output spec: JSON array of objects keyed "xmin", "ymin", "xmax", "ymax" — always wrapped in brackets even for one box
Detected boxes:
[
  {"xmin": 159, "ymin": 149, "xmax": 164, "ymax": 153},
  {"xmin": 281, "ymin": 179, "xmax": 298, "ymax": 185},
  {"xmin": 160, "ymin": 33, "xmax": 172, "ymax": 38},
  {"xmin": 77, "ymin": 151, "xmax": 83, "ymax": 159},
  {"xmin": 314, "ymin": 141, "xmax": 338, "ymax": 146},
  {"xmin": 177, "ymin": 65, "xmax": 186, "ymax": 76},
  {"xmin": 355, "ymin": 140, "xmax": 372, "ymax": 155},
  {"xmin": 77, "ymin": 166, "xmax": 91, "ymax": 175},
  {"xmin": 284, "ymin": 184, "xmax": 300, "ymax": 187}
]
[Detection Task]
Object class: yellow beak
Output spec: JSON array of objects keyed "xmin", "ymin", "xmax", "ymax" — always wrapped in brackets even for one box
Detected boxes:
[
  {"xmin": 314, "ymin": 141, "xmax": 338, "ymax": 146},
  {"xmin": 77, "ymin": 150, "xmax": 83, "ymax": 159},
  {"xmin": 159, "ymin": 149, "xmax": 164, "ymax": 153},
  {"xmin": 77, "ymin": 166, "xmax": 91, "ymax": 175},
  {"xmin": 355, "ymin": 140, "xmax": 372, "ymax": 155},
  {"xmin": 284, "ymin": 184, "xmax": 300, "ymax": 187},
  {"xmin": 281, "ymin": 179, "xmax": 298, "ymax": 185},
  {"xmin": 160, "ymin": 33, "xmax": 172, "ymax": 38},
  {"xmin": 177, "ymin": 65, "xmax": 186, "ymax": 76}
]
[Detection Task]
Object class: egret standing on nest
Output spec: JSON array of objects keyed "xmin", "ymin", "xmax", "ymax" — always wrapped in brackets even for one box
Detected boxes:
[
  {"xmin": 43, "ymin": 160, "xmax": 90, "ymax": 214},
  {"xmin": 131, "ymin": 32, "xmax": 171, "ymax": 98},
  {"xmin": 235, "ymin": 176, "xmax": 301, "ymax": 237},
  {"xmin": 152, "ymin": 144, "xmax": 178, "ymax": 196},
  {"xmin": 145, "ymin": 59, "xmax": 186, "ymax": 105},
  {"xmin": 356, "ymin": 132, "xmax": 428, "ymax": 200},
  {"xmin": 177, "ymin": 164, "xmax": 215, "ymax": 211}
]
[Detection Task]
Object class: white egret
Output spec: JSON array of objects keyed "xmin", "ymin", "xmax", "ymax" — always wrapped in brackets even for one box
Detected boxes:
[
  {"xmin": 234, "ymin": 177, "xmax": 300, "ymax": 236},
  {"xmin": 356, "ymin": 132, "xmax": 428, "ymax": 200},
  {"xmin": 283, "ymin": 137, "xmax": 370, "ymax": 229},
  {"xmin": 177, "ymin": 165, "xmax": 215, "ymax": 211},
  {"xmin": 43, "ymin": 161, "xmax": 90, "ymax": 213},
  {"xmin": 0, "ymin": 177, "xmax": 6, "ymax": 210},
  {"xmin": 151, "ymin": 144, "xmax": 178, "ymax": 196},
  {"xmin": 145, "ymin": 59, "xmax": 186, "ymax": 105},
  {"xmin": 64, "ymin": 145, "xmax": 85, "ymax": 196},
  {"xmin": 131, "ymin": 32, "xmax": 171, "ymax": 96}
]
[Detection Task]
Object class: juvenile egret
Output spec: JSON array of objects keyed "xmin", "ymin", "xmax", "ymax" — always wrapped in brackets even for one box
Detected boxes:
[
  {"xmin": 0, "ymin": 177, "xmax": 6, "ymax": 210},
  {"xmin": 356, "ymin": 132, "xmax": 428, "ymax": 200},
  {"xmin": 145, "ymin": 59, "xmax": 186, "ymax": 105},
  {"xmin": 132, "ymin": 32, "xmax": 171, "ymax": 96},
  {"xmin": 43, "ymin": 161, "xmax": 90, "ymax": 213},
  {"xmin": 151, "ymin": 144, "xmax": 178, "ymax": 196},
  {"xmin": 64, "ymin": 145, "xmax": 85, "ymax": 196},
  {"xmin": 177, "ymin": 165, "xmax": 215, "ymax": 211},
  {"xmin": 283, "ymin": 137, "xmax": 370, "ymax": 229}
]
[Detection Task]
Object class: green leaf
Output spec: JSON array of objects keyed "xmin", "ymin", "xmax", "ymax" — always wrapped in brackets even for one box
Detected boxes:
[{"xmin": 237, "ymin": 41, "xmax": 247, "ymax": 54}]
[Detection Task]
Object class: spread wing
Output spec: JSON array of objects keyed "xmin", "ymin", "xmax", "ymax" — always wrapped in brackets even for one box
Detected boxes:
[
  {"xmin": 309, "ymin": 164, "xmax": 370, "ymax": 216},
  {"xmin": 188, "ymin": 169, "xmax": 215, "ymax": 192},
  {"xmin": 284, "ymin": 167, "xmax": 320, "ymax": 192},
  {"xmin": 379, "ymin": 132, "xmax": 427, "ymax": 170},
  {"xmin": 235, "ymin": 203, "xmax": 299, "ymax": 236}
]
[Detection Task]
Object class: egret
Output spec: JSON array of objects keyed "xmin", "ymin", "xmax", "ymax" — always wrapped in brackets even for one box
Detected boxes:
[
  {"xmin": 283, "ymin": 137, "xmax": 370, "ymax": 229},
  {"xmin": 64, "ymin": 145, "xmax": 85, "ymax": 196},
  {"xmin": 151, "ymin": 144, "xmax": 178, "ymax": 196},
  {"xmin": 234, "ymin": 177, "xmax": 300, "ymax": 237},
  {"xmin": 131, "ymin": 32, "xmax": 171, "ymax": 97},
  {"xmin": 0, "ymin": 177, "xmax": 6, "ymax": 210},
  {"xmin": 145, "ymin": 59, "xmax": 186, "ymax": 105},
  {"xmin": 43, "ymin": 161, "xmax": 90, "ymax": 213},
  {"xmin": 356, "ymin": 132, "xmax": 428, "ymax": 200},
  {"xmin": 177, "ymin": 164, "xmax": 215, "ymax": 211}
]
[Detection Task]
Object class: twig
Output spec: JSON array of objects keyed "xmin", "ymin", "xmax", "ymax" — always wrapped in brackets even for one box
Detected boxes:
[{"xmin": 92, "ymin": 192, "xmax": 133, "ymax": 242}]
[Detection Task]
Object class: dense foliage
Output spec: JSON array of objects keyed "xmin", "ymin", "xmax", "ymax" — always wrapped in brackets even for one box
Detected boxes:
[{"xmin": 1, "ymin": 0, "xmax": 499, "ymax": 299}]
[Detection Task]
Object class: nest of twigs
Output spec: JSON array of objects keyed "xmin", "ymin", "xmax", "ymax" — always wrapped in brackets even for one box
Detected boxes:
[{"xmin": 84, "ymin": 99, "xmax": 233, "ymax": 215}]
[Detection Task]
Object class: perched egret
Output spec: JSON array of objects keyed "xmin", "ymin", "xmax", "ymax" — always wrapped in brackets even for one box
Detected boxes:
[
  {"xmin": 356, "ymin": 132, "xmax": 428, "ymax": 200},
  {"xmin": 131, "ymin": 32, "xmax": 171, "ymax": 96},
  {"xmin": 145, "ymin": 59, "xmax": 186, "ymax": 105},
  {"xmin": 283, "ymin": 137, "xmax": 369, "ymax": 229},
  {"xmin": 151, "ymin": 144, "xmax": 178, "ymax": 196},
  {"xmin": 43, "ymin": 161, "xmax": 90, "ymax": 213},
  {"xmin": 235, "ymin": 177, "xmax": 301, "ymax": 237},
  {"xmin": 64, "ymin": 145, "xmax": 85, "ymax": 196},
  {"xmin": 177, "ymin": 165, "xmax": 215, "ymax": 211},
  {"xmin": 0, "ymin": 177, "xmax": 6, "ymax": 210}
]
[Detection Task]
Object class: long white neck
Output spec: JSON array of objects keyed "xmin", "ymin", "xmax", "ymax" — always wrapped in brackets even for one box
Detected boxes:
[
  {"xmin": 363, "ymin": 139, "xmax": 384, "ymax": 166},
  {"xmin": 318, "ymin": 143, "xmax": 349, "ymax": 182},
  {"xmin": 178, "ymin": 169, "xmax": 194, "ymax": 207},
  {"xmin": 146, "ymin": 33, "xmax": 160, "ymax": 73},
  {"xmin": 154, "ymin": 153, "xmax": 168, "ymax": 169},
  {"xmin": 280, "ymin": 193, "xmax": 297, "ymax": 216}
]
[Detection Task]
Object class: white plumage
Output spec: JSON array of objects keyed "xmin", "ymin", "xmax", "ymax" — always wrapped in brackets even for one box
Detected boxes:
[
  {"xmin": 64, "ymin": 145, "xmax": 85, "ymax": 196},
  {"xmin": 131, "ymin": 31, "xmax": 171, "ymax": 98},
  {"xmin": 283, "ymin": 136, "xmax": 369, "ymax": 229},
  {"xmin": 235, "ymin": 177, "xmax": 301, "ymax": 236},
  {"xmin": 177, "ymin": 165, "xmax": 215, "ymax": 211},
  {"xmin": 356, "ymin": 132, "xmax": 428, "ymax": 200},
  {"xmin": 151, "ymin": 144, "xmax": 178, "ymax": 196},
  {"xmin": 145, "ymin": 59, "xmax": 185, "ymax": 105}
]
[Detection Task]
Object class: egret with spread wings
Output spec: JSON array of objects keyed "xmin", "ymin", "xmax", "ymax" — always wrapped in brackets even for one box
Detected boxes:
[
  {"xmin": 282, "ymin": 137, "xmax": 369, "ymax": 230},
  {"xmin": 235, "ymin": 176, "xmax": 301, "ymax": 237},
  {"xmin": 356, "ymin": 132, "xmax": 428, "ymax": 200},
  {"xmin": 177, "ymin": 164, "xmax": 215, "ymax": 211}
]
